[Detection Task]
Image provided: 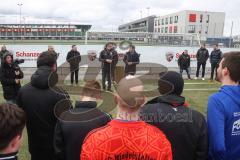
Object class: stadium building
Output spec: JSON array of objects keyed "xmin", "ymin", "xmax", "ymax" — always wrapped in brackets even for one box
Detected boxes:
[
  {"xmin": 0, "ymin": 23, "xmax": 91, "ymax": 40},
  {"xmin": 154, "ymin": 10, "xmax": 225, "ymax": 38},
  {"xmin": 118, "ymin": 16, "xmax": 156, "ymax": 32}
]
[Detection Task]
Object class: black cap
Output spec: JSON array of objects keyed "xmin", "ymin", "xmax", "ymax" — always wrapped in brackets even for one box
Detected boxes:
[{"xmin": 158, "ymin": 71, "xmax": 184, "ymax": 96}]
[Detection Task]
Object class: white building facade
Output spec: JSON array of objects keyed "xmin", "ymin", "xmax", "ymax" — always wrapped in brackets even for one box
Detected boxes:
[{"xmin": 154, "ymin": 10, "xmax": 225, "ymax": 38}]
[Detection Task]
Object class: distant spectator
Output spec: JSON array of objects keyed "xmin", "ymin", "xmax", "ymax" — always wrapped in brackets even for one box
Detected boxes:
[
  {"xmin": 0, "ymin": 103, "xmax": 26, "ymax": 160},
  {"xmin": 17, "ymin": 52, "xmax": 69, "ymax": 160},
  {"xmin": 42, "ymin": 45, "xmax": 59, "ymax": 61},
  {"xmin": 54, "ymin": 80, "xmax": 111, "ymax": 160},
  {"xmin": 209, "ymin": 44, "xmax": 222, "ymax": 82},
  {"xmin": 178, "ymin": 50, "xmax": 192, "ymax": 80},
  {"xmin": 0, "ymin": 45, "xmax": 10, "ymax": 65},
  {"xmin": 66, "ymin": 45, "xmax": 81, "ymax": 85},
  {"xmin": 207, "ymin": 52, "xmax": 240, "ymax": 160},
  {"xmin": 123, "ymin": 45, "xmax": 140, "ymax": 76},
  {"xmin": 81, "ymin": 76, "xmax": 172, "ymax": 160},
  {"xmin": 141, "ymin": 71, "xmax": 208, "ymax": 160},
  {"xmin": 195, "ymin": 43, "xmax": 209, "ymax": 80}
]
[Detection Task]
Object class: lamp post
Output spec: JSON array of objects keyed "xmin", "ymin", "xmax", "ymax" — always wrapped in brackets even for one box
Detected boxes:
[{"xmin": 17, "ymin": 3, "xmax": 23, "ymax": 39}]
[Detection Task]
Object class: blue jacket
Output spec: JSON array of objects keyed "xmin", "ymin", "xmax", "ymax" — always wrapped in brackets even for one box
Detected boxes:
[{"xmin": 207, "ymin": 85, "xmax": 240, "ymax": 160}]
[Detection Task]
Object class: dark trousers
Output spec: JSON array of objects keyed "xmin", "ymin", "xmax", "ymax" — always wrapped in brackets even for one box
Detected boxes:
[
  {"xmin": 70, "ymin": 69, "xmax": 79, "ymax": 84},
  {"xmin": 211, "ymin": 62, "xmax": 218, "ymax": 80},
  {"xmin": 180, "ymin": 68, "xmax": 191, "ymax": 79},
  {"xmin": 196, "ymin": 62, "xmax": 206, "ymax": 78},
  {"xmin": 102, "ymin": 69, "xmax": 111, "ymax": 90}
]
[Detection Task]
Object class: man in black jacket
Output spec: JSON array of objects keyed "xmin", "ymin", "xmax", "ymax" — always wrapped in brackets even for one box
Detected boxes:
[
  {"xmin": 195, "ymin": 44, "xmax": 209, "ymax": 80},
  {"xmin": 54, "ymin": 81, "xmax": 111, "ymax": 160},
  {"xmin": 17, "ymin": 53, "xmax": 69, "ymax": 160},
  {"xmin": 0, "ymin": 53, "xmax": 23, "ymax": 103},
  {"xmin": 99, "ymin": 42, "xmax": 117, "ymax": 91},
  {"xmin": 210, "ymin": 44, "xmax": 222, "ymax": 81},
  {"xmin": 123, "ymin": 45, "xmax": 140, "ymax": 76},
  {"xmin": 66, "ymin": 45, "xmax": 81, "ymax": 85},
  {"xmin": 141, "ymin": 71, "xmax": 208, "ymax": 160},
  {"xmin": 0, "ymin": 45, "xmax": 10, "ymax": 65},
  {"xmin": 178, "ymin": 50, "xmax": 191, "ymax": 80}
]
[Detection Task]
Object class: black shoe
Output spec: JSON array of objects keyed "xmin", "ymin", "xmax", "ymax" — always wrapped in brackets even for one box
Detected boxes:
[{"xmin": 107, "ymin": 89, "xmax": 113, "ymax": 92}]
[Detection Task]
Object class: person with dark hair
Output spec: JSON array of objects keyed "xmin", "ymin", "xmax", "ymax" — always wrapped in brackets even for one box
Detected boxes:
[
  {"xmin": 178, "ymin": 50, "xmax": 191, "ymax": 80},
  {"xmin": 17, "ymin": 52, "xmax": 69, "ymax": 160},
  {"xmin": 42, "ymin": 45, "xmax": 59, "ymax": 61},
  {"xmin": 195, "ymin": 43, "xmax": 209, "ymax": 80},
  {"xmin": 207, "ymin": 52, "xmax": 240, "ymax": 160},
  {"xmin": 141, "ymin": 71, "xmax": 208, "ymax": 160},
  {"xmin": 0, "ymin": 45, "xmax": 10, "ymax": 65},
  {"xmin": 0, "ymin": 53, "xmax": 23, "ymax": 104},
  {"xmin": 99, "ymin": 42, "xmax": 116, "ymax": 91},
  {"xmin": 209, "ymin": 44, "xmax": 222, "ymax": 82},
  {"xmin": 54, "ymin": 80, "xmax": 111, "ymax": 160},
  {"xmin": 123, "ymin": 45, "xmax": 140, "ymax": 76},
  {"xmin": 66, "ymin": 45, "xmax": 81, "ymax": 85},
  {"xmin": 81, "ymin": 77, "xmax": 172, "ymax": 160},
  {"xmin": 0, "ymin": 103, "xmax": 26, "ymax": 160}
]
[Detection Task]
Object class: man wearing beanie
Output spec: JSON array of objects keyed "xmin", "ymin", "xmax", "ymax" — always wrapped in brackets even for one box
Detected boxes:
[
  {"xmin": 141, "ymin": 71, "xmax": 208, "ymax": 160},
  {"xmin": 81, "ymin": 76, "xmax": 172, "ymax": 160}
]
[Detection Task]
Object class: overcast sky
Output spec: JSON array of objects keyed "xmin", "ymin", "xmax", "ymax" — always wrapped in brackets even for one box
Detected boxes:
[{"xmin": 0, "ymin": 0, "xmax": 240, "ymax": 36}]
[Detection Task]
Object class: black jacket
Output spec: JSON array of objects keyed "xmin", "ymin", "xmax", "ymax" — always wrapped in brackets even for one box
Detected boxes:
[
  {"xmin": 210, "ymin": 49, "xmax": 222, "ymax": 64},
  {"xmin": 178, "ymin": 53, "xmax": 190, "ymax": 69},
  {"xmin": 196, "ymin": 48, "xmax": 209, "ymax": 63},
  {"xmin": 141, "ymin": 95, "xmax": 208, "ymax": 160},
  {"xmin": 0, "ymin": 152, "xmax": 18, "ymax": 160},
  {"xmin": 66, "ymin": 50, "xmax": 81, "ymax": 72},
  {"xmin": 0, "ymin": 54, "xmax": 23, "ymax": 100},
  {"xmin": 123, "ymin": 51, "xmax": 140, "ymax": 75},
  {"xmin": 16, "ymin": 66, "xmax": 69, "ymax": 157},
  {"xmin": 99, "ymin": 49, "xmax": 118, "ymax": 71},
  {"xmin": 54, "ymin": 101, "xmax": 111, "ymax": 160}
]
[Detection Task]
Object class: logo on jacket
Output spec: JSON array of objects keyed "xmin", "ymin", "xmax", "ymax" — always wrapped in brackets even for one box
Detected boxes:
[
  {"xmin": 232, "ymin": 118, "xmax": 240, "ymax": 136},
  {"xmin": 166, "ymin": 52, "xmax": 174, "ymax": 62}
]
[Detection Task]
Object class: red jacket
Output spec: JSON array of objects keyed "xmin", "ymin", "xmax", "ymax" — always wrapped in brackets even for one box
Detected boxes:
[{"xmin": 81, "ymin": 119, "xmax": 172, "ymax": 160}]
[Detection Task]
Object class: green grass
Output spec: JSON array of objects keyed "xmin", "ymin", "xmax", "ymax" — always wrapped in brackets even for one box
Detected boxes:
[{"xmin": 0, "ymin": 79, "xmax": 221, "ymax": 159}]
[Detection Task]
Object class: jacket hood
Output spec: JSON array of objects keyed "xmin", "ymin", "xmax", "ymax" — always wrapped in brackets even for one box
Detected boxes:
[
  {"xmin": 221, "ymin": 85, "xmax": 240, "ymax": 107},
  {"xmin": 31, "ymin": 66, "xmax": 58, "ymax": 89},
  {"xmin": 147, "ymin": 94, "xmax": 187, "ymax": 107}
]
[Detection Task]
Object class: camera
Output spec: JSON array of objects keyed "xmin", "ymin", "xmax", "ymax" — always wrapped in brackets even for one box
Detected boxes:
[{"xmin": 13, "ymin": 59, "xmax": 24, "ymax": 71}]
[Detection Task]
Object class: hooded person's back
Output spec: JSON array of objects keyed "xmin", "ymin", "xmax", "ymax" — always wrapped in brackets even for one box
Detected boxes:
[
  {"xmin": 208, "ymin": 85, "xmax": 240, "ymax": 160},
  {"xmin": 17, "ymin": 54, "xmax": 68, "ymax": 160}
]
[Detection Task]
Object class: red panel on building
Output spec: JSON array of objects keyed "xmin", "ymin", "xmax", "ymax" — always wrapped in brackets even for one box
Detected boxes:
[
  {"xmin": 169, "ymin": 26, "xmax": 172, "ymax": 33},
  {"xmin": 189, "ymin": 14, "xmax": 196, "ymax": 22}
]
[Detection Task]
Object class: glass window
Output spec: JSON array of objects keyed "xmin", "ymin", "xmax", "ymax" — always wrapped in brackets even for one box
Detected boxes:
[{"xmin": 188, "ymin": 25, "xmax": 196, "ymax": 33}]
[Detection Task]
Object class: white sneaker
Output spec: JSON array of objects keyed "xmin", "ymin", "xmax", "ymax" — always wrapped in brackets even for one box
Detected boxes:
[
  {"xmin": 202, "ymin": 78, "xmax": 205, "ymax": 81},
  {"xmin": 194, "ymin": 77, "xmax": 198, "ymax": 80}
]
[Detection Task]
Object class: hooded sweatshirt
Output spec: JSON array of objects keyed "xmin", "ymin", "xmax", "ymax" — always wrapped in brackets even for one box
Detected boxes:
[
  {"xmin": 208, "ymin": 85, "xmax": 240, "ymax": 160},
  {"xmin": 16, "ymin": 66, "xmax": 68, "ymax": 156}
]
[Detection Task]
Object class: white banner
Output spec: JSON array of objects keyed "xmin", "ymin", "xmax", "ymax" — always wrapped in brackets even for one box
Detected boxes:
[{"xmin": 4, "ymin": 44, "xmax": 239, "ymax": 68}]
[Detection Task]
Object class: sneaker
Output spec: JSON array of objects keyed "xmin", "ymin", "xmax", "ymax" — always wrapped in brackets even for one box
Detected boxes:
[
  {"xmin": 194, "ymin": 77, "xmax": 198, "ymax": 80},
  {"xmin": 202, "ymin": 78, "xmax": 205, "ymax": 81}
]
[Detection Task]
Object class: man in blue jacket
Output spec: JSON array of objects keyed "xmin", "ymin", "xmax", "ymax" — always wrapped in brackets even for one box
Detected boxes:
[{"xmin": 207, "ymin": 51, "xmax": 240, "ymax": 160}]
